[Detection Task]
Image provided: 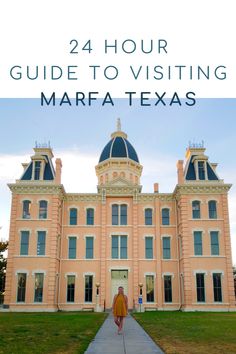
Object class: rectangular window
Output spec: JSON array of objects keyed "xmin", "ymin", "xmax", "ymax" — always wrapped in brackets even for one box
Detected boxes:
[
  {"xmin": 209, "ymin": 201, "xmax": 217, "ymax": 219},
  {"xmin": 69, "ymin": 208, "xmax": 77, "ymax": 225},
  {"xmin": 196, "ymin": 273, "xmax": 205, "ymax": 302},
  {"xmin": 17, "ymin": 273, "xmax": 27, "ymax": 302},
  {"xmin": 34, "ymin": 273, "xmax": 44, "ymax": 302},
  {"xmin": 112, "ymin": 205, "xmax": 119, "ymax": 225},
  {"xmin": 192, "ymin": 201, "xmax": 200, "ymax": 219},
  {"xmin": 37, "ymin": 231, "xmax": 46, "ymax": 256},
  {"xmin": 86, "ymin": 208, "xmax": 94, "ymax": 225},
  {"xmin": 39, "ymin": 200, "xmax": 47, "ymax": 219},
  {"xmin": 120, "ymin": 205, "xmax": 127, "ymax": 225},
  {"xmin": 213, "ymin": 273, "xmax": 222, "ymax": 302},
  {"xmin": 20, "ymin": 231, "xmax": 29, "ymax": 255},
  {"xmin": 146, "ymin": 275, "xmax": 154, "ymax": 302},
  {"xmin": 68, "ymin": 237, "xmax": 77, "ymax": 259},
  {"xmin": 22, "ymin": 200, "xmax": 31, "ymax": 219},
  {"xmin": 162, "ymin": 209, "xmax": 170, "ymax": 225},
  {"xmin": 112, "ymin": 204, "xmax": 127, "ymax": 225},
  {"xmin": 145, "ymin": 237, "xmax": 153, "ymax": 259},
  {"xmin": 120, "ymin": 236, "xmax": 127, "ymax": 259},
  {"xmin": 194, "ymin": 231, "xmax": 202, "ymax": 256},
  {"xmin": 162, "ymin": 237, "xmax": 171, "ymax": 259},
  {"xmin": 85, "ymin": 275, "xmax": 93, "ymax": 302},
  {"xmin": 34, "ymin": 161, "xmax": 41, "ymax": 180},
  {"xmin": 112, "ymin": 236, "xmax": 119, "ymax": 259},
  {"xmin": 198, "ymin": 161, "xmax": 205, "ymax": 180},
  {"xmin": 86, "ymin": 237, "xmax": 94, "ymax": 259},
  {"xmin": 164, "ymin": 275, "xmax": 172, "ymax": 303},
  {"xmin": 145, "ymin": 209, "xmax": 153, "ymax": 225},
  {"xmin": 210, "ymin": 231, "xmax": 219, "ymax": 255},
  {"xmin": 111, "ymin": 235, "xmax": 127, "ymax": 259},
  {"xmin": 67, "ymin": 275, "xmax": 75, "ymax": 302}
]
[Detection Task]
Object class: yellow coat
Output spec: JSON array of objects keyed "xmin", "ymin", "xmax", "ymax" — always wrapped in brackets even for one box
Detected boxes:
[{"xmin": 113, "ymin": 294, "xmax": 127, "ymax": 317}]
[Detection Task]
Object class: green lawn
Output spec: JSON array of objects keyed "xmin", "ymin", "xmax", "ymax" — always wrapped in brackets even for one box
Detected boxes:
[
  {"xmin": 0, "ymin": 311, "xmax": 107, "ymax": 354},
  {"xmin": 133, "ymin": 311, "xmax": 236, "ymax": 354}
]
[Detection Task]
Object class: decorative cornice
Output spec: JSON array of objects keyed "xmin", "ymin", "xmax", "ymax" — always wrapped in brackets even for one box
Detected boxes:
[
  {"xmin": 97, "ymin": 185, "xmax": 142, "ymax": 196},
  {"xmin": 65, "ymin": 194, "xmax": 102, "ymax": 202},
  {"xmin": 174, "ymin": 183, "xmax": 232, "ymax": 200},
  {"xmin": 8, "ymin": 183, "xmax": 65, "ymax": 196}
]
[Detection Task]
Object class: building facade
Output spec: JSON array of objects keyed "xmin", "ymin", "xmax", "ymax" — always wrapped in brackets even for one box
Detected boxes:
[{"xmin": 4, "ymin": 121, "xmax": 236, "ymax": 311}]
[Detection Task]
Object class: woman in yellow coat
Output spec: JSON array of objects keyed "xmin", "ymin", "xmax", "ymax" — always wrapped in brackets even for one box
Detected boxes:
[{"xmin": 112, "ymin": 286, "xmax": 128, "ymax": 334}]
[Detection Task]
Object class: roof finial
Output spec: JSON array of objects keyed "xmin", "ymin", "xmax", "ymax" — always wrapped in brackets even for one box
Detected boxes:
[{"xmin": 117, "ymin": 118, "xmax": 121, "ymax": 131}]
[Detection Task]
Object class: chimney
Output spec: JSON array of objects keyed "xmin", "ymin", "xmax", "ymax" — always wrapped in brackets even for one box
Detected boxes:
[
  {"xmin": 55, "ymin": 158, "xmax": 62, "ymax": 184},
  {"xmin": 154, "ymin": 183, "xmax": 159, "ymax": 193},
  {"xmin": 177, "ymin": 160, "xmax": 184, "ymax": 184}
]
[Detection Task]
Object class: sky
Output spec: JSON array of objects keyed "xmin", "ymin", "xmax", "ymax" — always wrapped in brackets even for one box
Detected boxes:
[{"xmin": 0, "ymin": 98, "xmax": 236, "ymax": 264}]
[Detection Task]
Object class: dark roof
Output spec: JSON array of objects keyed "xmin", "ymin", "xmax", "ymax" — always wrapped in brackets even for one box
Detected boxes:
[
  {"xmin": 99, "ymin": 136, "xmax": 139, "ymax": 163},
  {"xmin": 185, "ymin": 155, "xmax": 219, "ymax": 181}
]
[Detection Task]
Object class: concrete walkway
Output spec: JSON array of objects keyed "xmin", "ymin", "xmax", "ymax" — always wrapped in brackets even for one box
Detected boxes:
[{"xmin": 84, "ymin": 313, "xmax": 164, "ymax": 354}]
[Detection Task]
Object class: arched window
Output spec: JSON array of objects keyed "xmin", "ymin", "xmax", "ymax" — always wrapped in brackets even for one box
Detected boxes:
[
  {"xmin": 208, "ymin": 200, "xmax": 217, "ymax": 219},
  {"xmin": 86, "ymin": 208, "xmax": 94, "ymax": 225},
  {"xmin": 192, "ymin": 201, "xmax": 201, "ymax": 219},
  {"xmin": 162, "ymin": 208, "xmax": 170, "ymax": 225},
  {"xmin": 22, "ymin": 200, "xmax": 31, "ymax": 219},
  {"xmin": 69, "ymin": 208, "xmax": 77, "ymax": 225},
  {"xmin": 112, "ymin": 204, "xmax": 127, "ymax": 225},
  {"xmin": 39, "ymin": 200, "xmax": 48, "ymax": 219},
  {"xmin": 145, "ymin": 208, "xmax": 153, "ymax": 225}
]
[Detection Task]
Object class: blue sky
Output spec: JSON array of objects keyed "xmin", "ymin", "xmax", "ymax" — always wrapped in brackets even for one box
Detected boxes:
[{"xmin": 0, "ymin": 98, "xmax": 236, "ymax": 263}]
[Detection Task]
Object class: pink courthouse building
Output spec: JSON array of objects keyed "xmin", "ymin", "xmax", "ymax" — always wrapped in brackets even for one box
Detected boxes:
[{"xmin": 4, "ymin": 121, "xmax": 236, "ymax": 312}]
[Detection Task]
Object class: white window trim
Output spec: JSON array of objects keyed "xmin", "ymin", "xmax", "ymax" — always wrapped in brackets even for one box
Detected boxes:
[
  {"xmin": 143, "ymin": 206, "xmax": 154, "ymax": 211},
  {"xmin": 109, "ymin": 232, "xmax": 129, "ymax": 237},
  {"xmin": 68, "ymin": 205, "xmax": 79, "ymax": 211},
  {"xmin": 161, "ymin": 206, "xmax": 172, "ymax": 212},
  {"xmin": 32, "ymin": 270, "xmax": 47, "ymax": 276},
  {"xmin": 65, "ymin": 272, "xmax": 78, "ymax": 278},
  {"xmin": 18, "ymin": 229, "xmax": 32, "ymax": 235},
  {"xmin": 15, "ymin": 270, "xmax": 29, "ymax": 276},
  {"xmin": 109, "ymin": 266, "xmax": 131, "ymax": 272},
  {"xmin": 109, "ymin": 201, "xmax": 130, "ymax": 206},
  {"xmin": 189, "ymin": 198, "xmax": 203, "ymax": 204},
  {"xmin": 66, "ymin": 235, "xmax": 79, "ymax": 239},
  {"xmin": 210, "ymin": 270, "xmax": 224, "ymax": 276},
  {"xmin": 193, "ymin": 270, "xmax": 208, "ymax": 275},
  {"xmin": 142, "ymin": 235, "xmax": 155, "ymax": 240},
  {"xmin": 144, "ymin": 272, "xmax": 156, "ymax": 278},
  {"xmin": 162, "ymin": 272, "xmax": 174, "ymax": 279},
  {"xmin": 161, "ymin": 234, "xmax": 172, "ymax": 240},
  {"xmin": 83, "ymin": 235, "xmax": 96, "ymax": 240},
  {"xmin": 37, "ymin": 198, "xmax": 50, "ymax": 204},
  {"xmin": 83, "ymin": 272, "xmax": 95, "ymax": 277},
  {"xmin": 84, "ymin": 205, "xmax": 96, "ymax": 211}
]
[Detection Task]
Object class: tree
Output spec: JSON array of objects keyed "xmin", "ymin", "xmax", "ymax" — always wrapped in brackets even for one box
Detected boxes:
[{"xmin": 0, "ymin": 241, "xmax": 8, "ymax": 304}]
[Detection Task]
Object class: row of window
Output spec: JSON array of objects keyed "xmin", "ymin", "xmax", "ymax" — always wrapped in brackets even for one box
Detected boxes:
[
  {"xmin": 196, "ymin": 273, "xmax": 222, "ymax": 302},
  {"xmin": 16, "ymin": 273, "xmax": 93, "ymax": 303},
  {"xmin": 67, "ymin": 235, "xmax": 172, "ymax": 260},
  {"xmin": 20, "ymin": 231, "xmax": 46, "ymax": 256},
  {"xmin": 23, "ymin": 200, "xmax": 48, "ymax": 219},
  {"xmin": 192, "ymin": 200, "xmax": 217, "ymax": 219},
  {"xmin": 69, "ymin": 205, "xmax": 171, "ymax": 226},
  {"xmin": 21, "ymin": 200, "xmax": 218, "ymax": 224},
  {"xmin": 193, "ymin": 231, "xmax": 220, "ymax": 256},
  {"xmin": 16, "ymin": 272, "xmax": 223, "ymax": 304},
  {"xmin": 19, "ymin": 231, "xmax": 221, "ymax": 258}
]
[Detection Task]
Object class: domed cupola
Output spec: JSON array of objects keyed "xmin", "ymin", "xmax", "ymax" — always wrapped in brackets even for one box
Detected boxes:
[
  {"xmin": 95, "ymin": 119, "xmax": 143, "ymax": 189},
  {"xmin": 99, "ymin": 120, "xmax": 139, "ymax": 163}
]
